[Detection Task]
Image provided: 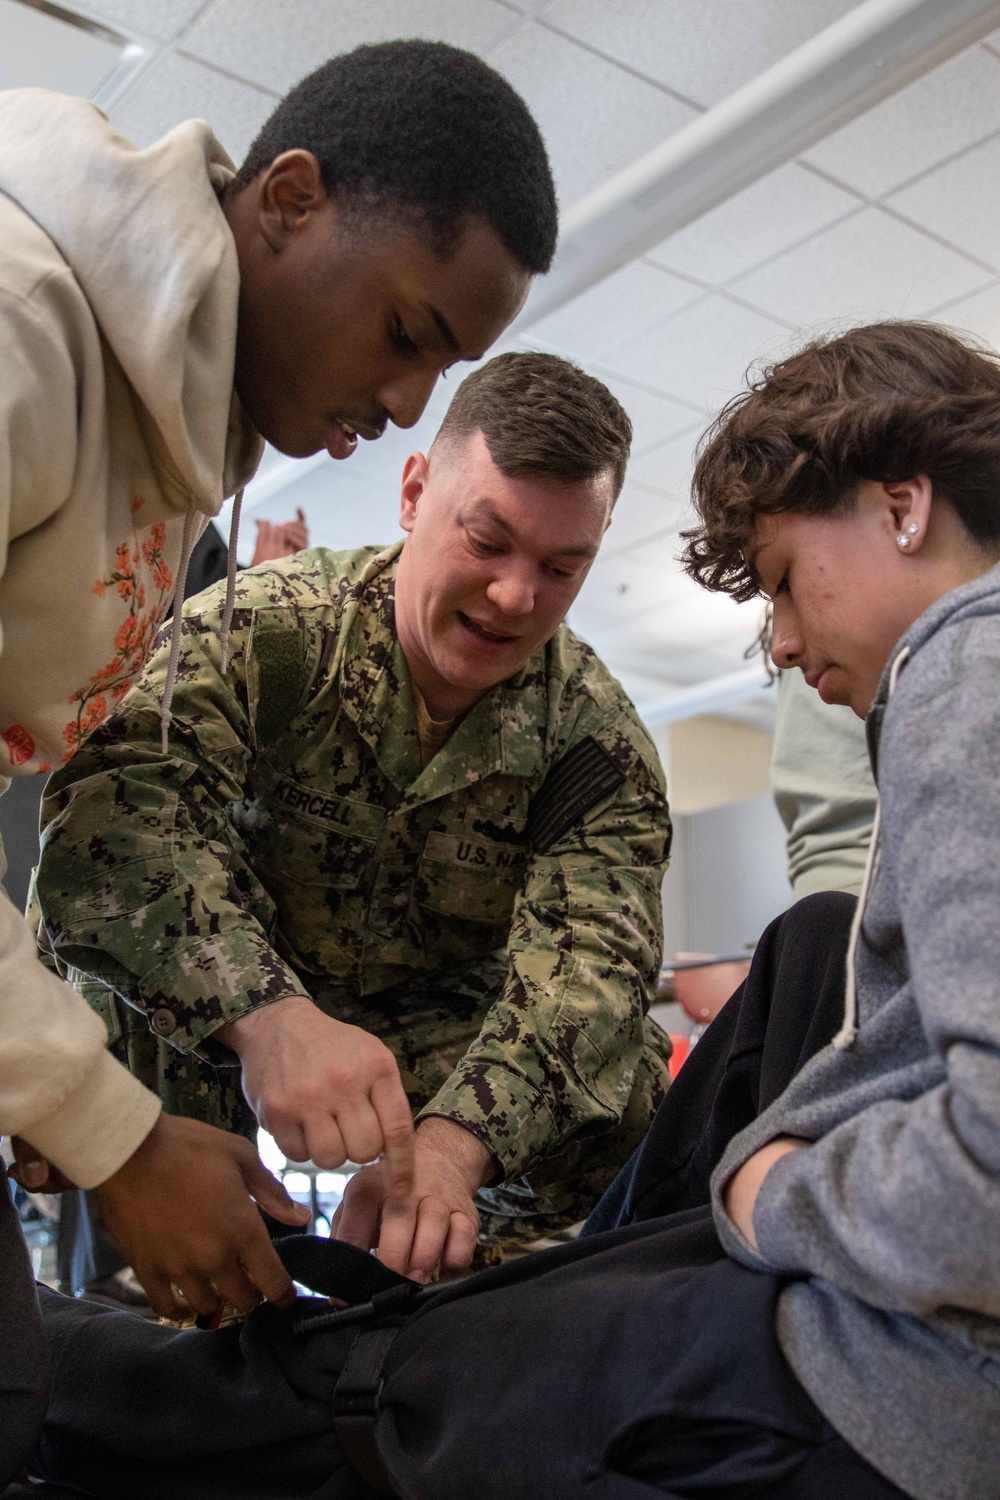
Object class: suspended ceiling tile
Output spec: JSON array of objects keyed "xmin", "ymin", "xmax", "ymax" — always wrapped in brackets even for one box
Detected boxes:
[
  {"xmin": 888, "ymin": 135, "xmax": 1000, "ymax": 275},
  {"xmin": 490, "ymin": 21, "xmax": 696, "ymax": 210},
  {"xmin": 596, "ymin": 590, "xmax": 763, "ymax": 666},
  {"xmin": 87, "ymin": 0, "xmax": 205, "ymax": 40},
  {"xmin": 185, "ymin": 0, "xmax": 520, "ymax": 95},
  {"xmin": 602, "ymin": 486, "xmax": 688, "ymax": 558},
  {"xmin": 932, "ymin": 279, "xmax": 1000, "ymax": 349},
  {"xmin": 109, "ymin": 52, "xmax": 275, "ymax": 157},
  {"xmin": 624, "ymin": 427, "xmax": 700, "ymax": 496},
  {"xmin": 646, "ymin": 164, "xmax": 859, "ymax": 287},
  {"xmin": 574, "ymin": 538, "xmax": 692, "ymax": 624},
  {"xmin": 0, "ymin": 0, "xmax": 129, "ymax": 93},
  {"xmin": 731, "ymin": 207, "xmax": 993, "ymax": 327},
  {"xmin": 805, "ymin": 45, "xmax": 1000, "ymax": 200},
  {"xmin": 542, "ymin": 0, "xmax": 859, "ymax": 107},
  {"xmin": 595, "ymin": 378, "xmax": 700, "ymax": 456},
  {"xmin": 602, "ymin": 296, "xmax": 789, "ymax": 416},
  {"xmin": 529, "ymin": 262, "xmax": 701, "ymax": 362}
]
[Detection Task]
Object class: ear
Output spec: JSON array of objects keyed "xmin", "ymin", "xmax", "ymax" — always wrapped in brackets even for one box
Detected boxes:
[
  {"xmin": 885, "ymin": 475, "xmax": 934, "ymax": 555},
  {"xmin": 399, "ymin": 452, "xmax": 430, "ymax": 534},
  {"xmin": 255, "ymin": 150, "xmax": 329, "ymax": 252}
]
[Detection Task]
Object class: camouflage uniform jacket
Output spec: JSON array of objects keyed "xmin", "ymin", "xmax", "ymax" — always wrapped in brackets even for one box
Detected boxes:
[{"xmin": 36, "ymin": 544, "xmax": 672, "ymax": 1180}]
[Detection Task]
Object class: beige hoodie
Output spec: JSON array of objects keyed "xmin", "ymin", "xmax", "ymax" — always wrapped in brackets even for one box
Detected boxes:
[{"xmin": 0, "ymin": 89, "xmax": 262, "ymax": 1185}]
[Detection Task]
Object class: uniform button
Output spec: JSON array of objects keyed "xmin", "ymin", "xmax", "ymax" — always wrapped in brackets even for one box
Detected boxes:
[{"xmin": 151, "ymin": 1008, "xmax": 177, "ymax": 1037}]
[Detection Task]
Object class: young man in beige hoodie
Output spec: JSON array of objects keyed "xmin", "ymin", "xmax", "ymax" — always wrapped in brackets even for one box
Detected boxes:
[{"xmin": 0, "ymin": 38, "xmax": 555, "ymax": 1483}]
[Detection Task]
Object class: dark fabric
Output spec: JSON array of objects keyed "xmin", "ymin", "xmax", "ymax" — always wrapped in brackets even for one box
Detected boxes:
[
  {"xmin": 0, "ymin": 1165, "xmax": 49, "ymax": 1490},
  {"xmin": 34, "ymin": 1213, "xmax": 905, "ymax": 1500},
  {"xmin": 32, "ymin": 895, "xmax": 906, "ymax": 1499},
  {"xmin": 585, "ymin": 890, "xmax": 856, "ymax": 1234},
  {"xmin": 164, "ymin": 521, "xmax": 229, "ymax": 618}
]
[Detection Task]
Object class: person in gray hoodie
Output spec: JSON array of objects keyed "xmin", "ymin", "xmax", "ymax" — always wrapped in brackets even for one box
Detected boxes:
[
  {"xmin": 0, "ymin": 38, "xmax": 555, "ymax": 1489},
  {"xmin": 20, "ymin": 323, "xmax": 1000, "ymax": 1500}
]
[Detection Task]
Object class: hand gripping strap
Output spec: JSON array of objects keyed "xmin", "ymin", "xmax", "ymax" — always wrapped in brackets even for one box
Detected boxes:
[
  {"xmin": 528, "ymin": 735, "xmax": 626, "ymax": 853},
  {"xmin": 333, "ymin": 1326, "xmax": 404, "ymax": 1496}
]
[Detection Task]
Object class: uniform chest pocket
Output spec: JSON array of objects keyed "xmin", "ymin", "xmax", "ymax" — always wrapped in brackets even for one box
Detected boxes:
[
  {"xmin": 255, "ymin": 779, "xmax": 385, "ymax": 890},
  {"xmin": 415, "ymin": 830, "xmax": 527, "ymax": 925}
]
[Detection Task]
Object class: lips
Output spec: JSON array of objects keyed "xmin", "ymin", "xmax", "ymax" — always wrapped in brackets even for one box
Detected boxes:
[
  {"xmin": 457, "ymin": 611, "xmax": 517, "ymax": 646},
  {"xmin": 326, "ymin": 421, "xmax": 358, "ymax": 460}
]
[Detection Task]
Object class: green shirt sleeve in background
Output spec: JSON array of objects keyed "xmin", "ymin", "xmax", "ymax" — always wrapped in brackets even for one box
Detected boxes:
[{"xmin": 771, "ymin": 668, "xmax": 877, "ymax": 899}]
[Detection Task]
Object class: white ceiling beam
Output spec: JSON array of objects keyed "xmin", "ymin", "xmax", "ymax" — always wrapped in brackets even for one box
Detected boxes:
[
  {"xmin": 515, "ymin": 0, "xmax": 1000, "ymax": 332},
  {"xmin": 639, "ymin": 663, "xmax": 775, "ymax": 729}
]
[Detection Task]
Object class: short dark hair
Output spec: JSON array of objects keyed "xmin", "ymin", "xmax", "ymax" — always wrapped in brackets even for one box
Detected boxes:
[
  {"xmin": 433, "ymin": 351, "xmax": 633, "ymax": 498},
  {"xmin": 233, "ymin": 40, "xmax": 557, "ymax": 274},
  {"xmin": 683, "ymin": 321, "xmax": 1000, "ymax": 601}
]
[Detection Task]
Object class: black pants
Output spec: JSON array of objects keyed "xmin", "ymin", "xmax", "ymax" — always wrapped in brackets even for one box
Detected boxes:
[
  {"xmin": 30, "ymin": 893, "xmax": 909, "ymax": 1499},
  {"xmin": 0, "ymin": 1165, "xmax": 49, "ymax": 1491}
]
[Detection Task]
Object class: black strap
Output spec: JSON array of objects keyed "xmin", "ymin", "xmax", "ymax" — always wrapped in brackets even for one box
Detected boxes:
[
  {"xmin": 333, "ymin": 1326, "xmax": 402, "ymax": 1496},
  {"xmin": 528, "ymin": 735, "xmax": 627, "ymax": 852},
  {"xmin": 275, "ymin": 1234, "xmax": 411, "ymax": 1305},
  {"xmin": 292, "ymin": 1281, "xmax": 425, "ymax": 1337}
]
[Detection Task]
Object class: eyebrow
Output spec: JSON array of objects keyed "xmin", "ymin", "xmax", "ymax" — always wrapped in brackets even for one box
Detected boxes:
[
  {"xmin": 468, "ymin": 501, "xmax": 600, "ymax": 559},
  {"xmin": 421, "ymin": 301, "xmax": 460, "ymax": 354}
]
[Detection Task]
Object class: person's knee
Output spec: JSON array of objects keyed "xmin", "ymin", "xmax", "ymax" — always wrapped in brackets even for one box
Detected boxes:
[{"xmin": 782, "ymin": 889, "xmax": 857, "ymax": 943}]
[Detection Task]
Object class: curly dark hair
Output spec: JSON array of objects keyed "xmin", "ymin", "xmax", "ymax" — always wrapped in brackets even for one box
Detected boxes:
[
  {"xmin": 434, "ymin": 351, "xmax": 633, "ymax": 499},
  {"xmin": 233, "ymin": 40, "xmax": 557, "ymax": 273},
  {"xmin": 682, "ymin": 321, "xmax": 1000, "ymax": 601}
]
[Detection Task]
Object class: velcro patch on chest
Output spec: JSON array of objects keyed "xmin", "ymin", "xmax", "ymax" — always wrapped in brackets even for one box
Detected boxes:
[{"xmin": 528, "ymin": 736, "xmax": 626, "ymax": 853}]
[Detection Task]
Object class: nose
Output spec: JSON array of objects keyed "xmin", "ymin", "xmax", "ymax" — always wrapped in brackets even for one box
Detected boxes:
[
  {"xmin": 770, "ymin": 600, "xmax": 803, "ymax": 671},
  {"xmin": 378, "ymin": 367, "xmax": 441, "ymax": 431},
  {"xmin": 486, "ymin": 564, "xmax": 536, "ymax": 618}
]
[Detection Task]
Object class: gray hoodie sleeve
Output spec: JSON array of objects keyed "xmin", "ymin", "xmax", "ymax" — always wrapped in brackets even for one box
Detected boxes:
[{"xmin": 743, "ymin": 633, "xmax": 1000, "ymax": 1318}]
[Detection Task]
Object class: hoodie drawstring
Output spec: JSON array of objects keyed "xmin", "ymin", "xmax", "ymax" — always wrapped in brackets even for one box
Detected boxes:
[
  {"xmin": 218, "ymin": 487, "xmax": 244, "ymax": 675},
  {"xmin": 159, "ymin": 492, "xmax": 244, "ymax": 753},
  {"xmin": 832, "ymin": 645, "xmax": 910, "ymax": 1050},
  {"xmin": 159, "ymin": 505, "xmax": 199, "ymax": 754}
]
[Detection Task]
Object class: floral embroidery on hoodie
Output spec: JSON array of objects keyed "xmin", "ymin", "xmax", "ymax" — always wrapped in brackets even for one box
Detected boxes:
[{"xmin": 62, "ymin": 503, "xmax": 174, "ymax": 759}]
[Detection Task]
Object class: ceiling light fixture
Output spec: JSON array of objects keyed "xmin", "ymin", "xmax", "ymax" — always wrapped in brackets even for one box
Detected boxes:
[{"xmin": 0, "ymin": 0, "xmax": 147, "ymax": 105}]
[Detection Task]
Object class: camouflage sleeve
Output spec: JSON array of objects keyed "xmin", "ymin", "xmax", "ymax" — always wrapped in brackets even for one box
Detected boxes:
[
  {"xmin": 418, "ymin": 715, "xmax": 671, "ymax": 1180},
  {"xmin": 34, "ymin": 573, "xmax": 317, "ymax": 1058}
]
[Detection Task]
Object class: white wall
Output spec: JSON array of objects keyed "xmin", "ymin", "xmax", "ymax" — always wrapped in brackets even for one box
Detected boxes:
[{"xmin": 662, "ymin": 792, "xmax": 791, "ymax": 960}]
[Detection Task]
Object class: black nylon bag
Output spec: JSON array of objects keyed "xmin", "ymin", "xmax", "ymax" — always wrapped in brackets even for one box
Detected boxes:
[
  {"xmin": 34, "ymin": 895, "xmax": 885, "ymax": 1500},
  {"xmin": 34, "ymin": 1214, "xmax": 852, "ymax": 1500}
]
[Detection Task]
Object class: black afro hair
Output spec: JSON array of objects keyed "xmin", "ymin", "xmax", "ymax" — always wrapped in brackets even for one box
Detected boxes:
[{"xmin": 234, "ymin": 39, "xmax": 557, "ymax": 274}]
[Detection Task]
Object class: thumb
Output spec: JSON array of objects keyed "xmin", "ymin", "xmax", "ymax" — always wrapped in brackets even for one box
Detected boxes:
[
  {"xmin": 11, "ymin": 1138, "xmax": 49, "ymax": 1191},
  {"xmin": 295, "ymin": 507, "xmax": 306, "ymax": 523},
  {"xmin": 243, "ymin": 1155, "xmax": 311, "ymax": 1226}
]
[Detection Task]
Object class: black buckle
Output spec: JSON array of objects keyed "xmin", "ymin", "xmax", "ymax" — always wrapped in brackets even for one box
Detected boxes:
[{"xmin": 291, "ymin": 1280, "xmax": 423, "ymax": 1337}]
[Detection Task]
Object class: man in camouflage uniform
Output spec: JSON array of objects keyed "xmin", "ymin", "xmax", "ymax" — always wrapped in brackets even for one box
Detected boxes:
[{"xmin": 35, "ymin": 353, "xmax": 673, "ymax": 1277}]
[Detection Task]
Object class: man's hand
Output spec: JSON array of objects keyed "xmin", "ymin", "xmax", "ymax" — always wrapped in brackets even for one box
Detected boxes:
[
  {"xmin": 251, "ymin": 508, "xmax": 308, "ymax": 566},
  {"xmin": 9, "ymin": 1136, "xmax": 76, "ymax": 1193},
  {"xmin": 722, "ymin": 1136, "xmax": 808, "ymax": 1250},
  {"xmin": 333, "ymin": 1116, "xmax": 494, "ymax": 1282},
  {"xmin": 92, "ymin": 1113, "xmax": 310, "ymax": 1319},
  {"xmin": 215, "ymin": 996, "xmax": 415, "ymax": 1197}
]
